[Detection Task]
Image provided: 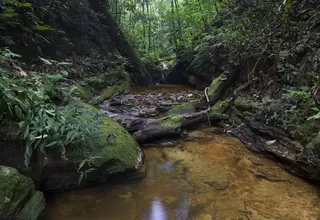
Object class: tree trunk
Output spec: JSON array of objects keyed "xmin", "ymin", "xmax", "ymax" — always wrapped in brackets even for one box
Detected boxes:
[
  {"xmin": 142, "ymin": 1, "xmax": 147, "ymax": 50},
  {"xmin": 171, "ymin": 0, "xmax": 177, "ymax": 51},
  {"xmin": 146, "ymin": 0, "xmax": 152, "ymax": 52}
]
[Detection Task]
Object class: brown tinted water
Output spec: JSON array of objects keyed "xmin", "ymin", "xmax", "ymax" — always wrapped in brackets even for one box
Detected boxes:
[{"xmin": 42, "ymin": 128, "xmax": 320, "ymax": 220}]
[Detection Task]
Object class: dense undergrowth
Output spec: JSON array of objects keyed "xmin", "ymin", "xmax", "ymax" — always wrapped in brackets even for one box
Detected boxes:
[
  {"xmin": 0, "ymin": 48, "xmax": 128, "ymax": 171},
  {"xmin": 180, "ymin": 0, "xmax": 320, "ymax": 144}
]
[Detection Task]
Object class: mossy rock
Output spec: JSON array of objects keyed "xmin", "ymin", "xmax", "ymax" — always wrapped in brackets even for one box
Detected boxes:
[
  {"xmin": 234, "ymin": 97, "xmax": 257, "ymax": 112},
  {"xmin": 40, "ymin": 104, "xmax": 144, "ymax": 191},
  {"xmin": 167, "ymin": 103, "xmax": 196, "ymax": 115},
  {"xmin": 88, "ymin": 85, "xmax": 128, "ymax": 105},
  {"xmin": 16, "ymin": 191, "xmax": 45, "ymax": 220},
  {"xmin": 0, "ymin": 166, "xmax": 45, "ymax": 220},
  {"xmin": 89, "ymin": 111, "xmax": 144, "ymax": 173}
]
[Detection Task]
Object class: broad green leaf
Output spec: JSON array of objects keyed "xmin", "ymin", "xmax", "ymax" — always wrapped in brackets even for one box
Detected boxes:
[
  {"xmin": 7, "ymin": 86, "xmax": 26, "ymax": 92},
  {"xmin": 14, "ymin": 106, "xmax": 22, "ymax": 119},
  {"xmin": 45, "ymin": 141, "xmax": 58, "ymax": 148},
  {"xmin": 57, "ymin": 62, "xmax": 72, "ymax": 66},
  {"xmin": 39, "ymin": 57, "xmax": 53, "ymax": 65},
  {"xmin": 78, "ymin": 160, "xmax": 86, "ymax": 171}
]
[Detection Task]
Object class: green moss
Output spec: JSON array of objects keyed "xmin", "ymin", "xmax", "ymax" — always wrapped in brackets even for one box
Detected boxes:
[
  {"xmin": 209, "ymin": 98, "xmax": 231, "ymax": 116},
  {"xmin": 234, "ymin": 97, "xmax": 256, "ymax": 112},
  {"xmin": 90, "ymin": 116, "xmax": 141, "ymax": 173},
  {"xmin": 159, "ymin": 114, "xmax": 184, "ymax": 130},
  {"xmin": 168, "ymin": 103, "xmax": 196, "ymax": 115},
  {"xmin": 16, "ymin": 191, "xmax": 45, "ymax": 220},
  {"xmin": 207, "ymin": 75, "xmax": 224, "ymax": 104},
  {"xmin": 75, "ymin": 104, "xmax": 142, "ymax": 174},
  {"xmin": 88, "ymin": 85, "xmax": 128, "ymax": 105},
  {"xmin": 69, "ymin": 84, "xmax": 92, "ymax": 101},
  {"xmin": 0, "ymin": 166, "xmax": 35, "ymax": 220}
]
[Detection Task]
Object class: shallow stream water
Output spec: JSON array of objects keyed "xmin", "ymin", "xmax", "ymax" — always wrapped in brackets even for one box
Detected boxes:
[{"xmin": 42, "ymin": 128, "xmax": 320, "ymax": 220}]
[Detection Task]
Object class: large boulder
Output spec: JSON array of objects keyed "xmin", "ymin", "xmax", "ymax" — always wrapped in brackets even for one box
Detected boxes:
[
  {"xmin": 38, "ymin": 105, "xmax": 144, "ymax": 192},
  {"xmin": 0, "ymin": 166, "xmax": 45, "ymax": 220},
  {"xmin": 0, "ymin": 105, "xmax": 144, "ymax": 192}
]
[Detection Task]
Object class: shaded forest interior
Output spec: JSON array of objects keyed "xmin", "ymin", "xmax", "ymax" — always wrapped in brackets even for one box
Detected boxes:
[{"xmin": 0, "ymin": 0, "xmax": 319, "ymax": 219}]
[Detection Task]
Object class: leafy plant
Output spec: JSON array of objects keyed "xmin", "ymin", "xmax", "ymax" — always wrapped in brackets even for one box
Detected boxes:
[
  {"xmin": 77, "ymin": 154, "xmax": 102, "ymax": 185},
  {"xmin": 282, "ymin": 89, "xmax": 312, "ymax": 107},
  {"xmin": 307, "ymin": 108, "xmax": 320, "ymax": 121},
  {"xmin": 0, "ymin": 52, "xmax": 102, "ymax": 167},
  {"xmin": 20, "ymin": 103, "xmax": 102, "ymax": 167}
]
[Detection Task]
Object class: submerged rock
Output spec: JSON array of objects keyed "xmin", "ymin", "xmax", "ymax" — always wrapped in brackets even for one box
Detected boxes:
[{"xmin": 0, "ymin": 166, "xmax": 45, "ymax": 220}]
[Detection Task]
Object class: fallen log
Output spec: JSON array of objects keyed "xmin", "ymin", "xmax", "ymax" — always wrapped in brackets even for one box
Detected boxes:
[{"xmin": 102, "ymin": 99, "xmax": 230, "ymax": 143}]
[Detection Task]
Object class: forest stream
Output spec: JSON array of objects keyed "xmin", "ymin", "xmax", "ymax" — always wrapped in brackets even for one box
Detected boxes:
[
  {"xmin": 1, "ymin": 1, "xmax": 319, "ymax": 220},
  {"xmin": 41, "ymin": 86, "xmax": 320, "ymax": 220}
]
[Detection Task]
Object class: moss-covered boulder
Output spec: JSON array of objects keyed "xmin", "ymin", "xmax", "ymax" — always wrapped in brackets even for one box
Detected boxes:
[
  {"xmin": 0, "ymin": 166, "xmax": 45, "ymax": 220},
  {"xmin": 88, "ymin": 113, "xmax": 144, "ymax": 173},
  {"xmin": 167, "ymin": 103, "xmax": 196, "ymax": 115},
  {"xmin": 39, "ymin": 104, "xmax": 144, "ymax": 192}
]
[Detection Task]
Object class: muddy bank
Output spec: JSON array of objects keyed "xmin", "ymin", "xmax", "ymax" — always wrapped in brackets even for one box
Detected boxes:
[{"xmin": 41, "ymin": 128, "xmax": 320, "ymax": 220}]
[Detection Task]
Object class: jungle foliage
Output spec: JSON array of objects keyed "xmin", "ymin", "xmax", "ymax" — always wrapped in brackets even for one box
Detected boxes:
[
  {"xmin": 0, "ymin": 49, "xmax": 104, "ymax": 168},
  {"xmin": 111, "ymin": 0, "xmax": 319, "ymax": 141}
]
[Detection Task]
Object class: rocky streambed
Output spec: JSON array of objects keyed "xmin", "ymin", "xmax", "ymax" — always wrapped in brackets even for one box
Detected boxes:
[
  {"xmin": 41, "ymin": 85, "xmax": 320, "ymax": 220},
  {"xmin": 101, "ymin": 85, "xmax": 204, "ymax": 119}
]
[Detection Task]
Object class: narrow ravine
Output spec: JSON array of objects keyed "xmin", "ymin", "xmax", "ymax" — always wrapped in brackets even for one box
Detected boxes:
[
  {"xmin": 1, "ymin": 1, "xmax": 319, "ymax": 220},
  {"xmin": 41, "ymin": 128, "xmax": 320, "ymax": 220}
]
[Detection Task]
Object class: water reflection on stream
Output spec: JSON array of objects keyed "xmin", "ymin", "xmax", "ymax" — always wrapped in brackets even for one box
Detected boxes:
[{"xmin": 42, "ymin": 128, "xmax": 320, "ymax": 220}]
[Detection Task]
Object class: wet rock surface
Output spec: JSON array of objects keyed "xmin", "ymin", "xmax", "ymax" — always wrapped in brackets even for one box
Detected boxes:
[
  {"xmin": 0, "ymin": 166, "xmax": 45, "ymax": 220},
  {"xmin": 42, "ymin": 128, "xmax": 320, "ymax": 220}
]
